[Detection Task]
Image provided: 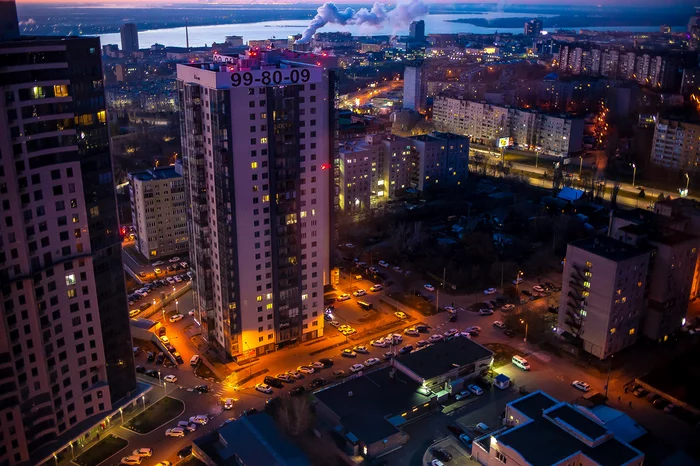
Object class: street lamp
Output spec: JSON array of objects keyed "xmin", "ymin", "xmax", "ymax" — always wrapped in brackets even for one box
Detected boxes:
[
  {"xmin": 141, "ymin": 395, "xmax": 146, "ymax": 410},
  {"xmin": 632, "ymin": 163, "xmax": 636, "ymax": 187},
  {"xmin": 520, "ymin": 318, "xmax": 529, "ymax": 348},
  {"xmin": 119, "ymin": 408, "xmax": 123, "ymax": 425},
  {"xmin": 685, "ymin": 173, "xmax": 690, "ymax": 195},
  {"xmin": 579, "ymin": 156, "xmax": 583, "ymax": 178},
  {"xmin": 175, "ymin": 300, "xmax": 179, "ymax": 315}
]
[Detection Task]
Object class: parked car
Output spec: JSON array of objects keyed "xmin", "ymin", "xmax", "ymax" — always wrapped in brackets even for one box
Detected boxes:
[
  {"xmin": 428, "ymin": 334, "xmax": 444, "ymax": 343},
  {"xmin": 349, "ymin": 364, "xmax": 365, "ymax": 373},
  {"xmin": 364, "ymin": 357, "xmax": 381, "ymax": 367},
  {"xmin": 353, "ymin": 345, "xmax": 369, "ymax": 354},
  {"xmin": 297, "ymin": 365, "xmax": 315, "ymax": 374},
  {"xmin": 132, "ymin": 448, "xmax": 153, "ymax": 458},
  {"xmin": 169, "ymin": 314, "xmax": 184, "ymax": 323},
  {"xmin": 501, "ymin": 304, "xmax": 515, "ymax": 311},
  {"xmin": 135, "ymin": 365, "xmax": 146, "ymax": 374},
  {"xmin": 290, "ymin": 386, "xmax": 306, "ymax": 396},
  {"xmin": 468, "ymin": 384, "xmax": 484, "ymax": 395},
  {"xmin": 378, "ymin": 260, "xmax": 389, "ymax": 267},
  {"xmin": 476, "ymin": 422, "xmax": 489, "ymax": 432},
  {"xmin": 121, "ymin": 456, "xmax": 142, "ymax": 465},
  {"xmin": 416, "ymin": 324, "xmax": 429, "ymax": 332},
  {"xmin": 342, "ymin": 349, "xmax": 357, "ymax": 358},
  {"xmin": 399, "ymin": 345, "xmax": 414, "ymax": 354},
  {"xmin": 309, "ymin": 378, "xmax": 326, "ymax": 389},
  {"xmin": 255, "ymin": 383, "xmax": 273, "ymax": 394},
  {"xmin": 163, "ymin": 375, "xmax": 177, "ymax": 383},
  {"xmin": 404, "ymin": 327, "xmax": 419, "ymax": 336},
  {"xmin": 337, "ymin": 293, "xmax": 351, "ymax": 301},
  {"xmin": 424, "ymin": 284, "xmax": 435, "ymax": 292},
  {"xmin": 319, "ymin": 358, "xmax": 334, "ymax": 367},
  {"xmin": 352, "ymin": 289, "xmax": 367, "ymax": 297},
  {"xmin": 165, "ymin": 428, "xmax": 185, "ymax": 438},
  {"xmin": 370, "ymin": 284, "xmax": 383, "ymax": 292},
  {"xmin": 394, "ymin": 311, "xmax": 407, "ymax": 319},
  {"xmin": 459, "ymin": 434, "xmax": 472, "ymax": 447},
  {"xmin": 431, "ymin": 448, "xmax": 453, "ymax": 462},
  {"xmin": 332, "ymin": 370, "xmax": 346, "ymax": 378},
  {"xmin": 493, "ymin": 321, "xmax": 506, "ymax": 329},
  {"xmin": 479, "ymin": 309, "xmax": 494, "ymax": 316},
  {"xmin": 177, "ymin": 445, "xmax": 192, "ymax": 459},
  {"xmin": 571, "ymin": 381, "xmax": 591, "ymax": 392},
  {"xmin": 455, "ymin": 390, "xmax": 470, "ymax": 401},
  {"xmin": 263, "ymin": 376, "xmax": 284, "ymax": 389}
]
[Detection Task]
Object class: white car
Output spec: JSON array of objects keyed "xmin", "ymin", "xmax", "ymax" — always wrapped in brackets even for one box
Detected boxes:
[
  {"xmin": 513, "ymin": 277, "xmax": 523, "ymax": 285},
  {"xmin": 369, "ymin": 284, "xmax": 383, "ymax": 292},
  {"xmin": 276, "ymin": 373, "xmax": 293, "ymax": 382},
  {"xmin": 502, "ymin": 304, "xmax": 515, "ymax": 311},
  {"xmin": 174, "ymin": 275, "xmax": 183, "ymax": 283},
  {"xmin": 287, "ymin": 370, "xmax": 302, "ymax": 379},
  {"xmin": 311, "ymin": 361, "xmax": 325, "ymax": 370},
  {"xmin": 353, "ymin": 289, "xmax": 367, "ymax": 297},
  {"xmin": 160, "ymin": 335, "xmax": 170, "ymax": 344},
  {"xmin": 354, "ymin": 345, "xmax": 369, "ymax": 354},
  {"xmin": 371, "ymin": 339, "xmax": 387, "ymax": 348},
  {"xmin": 166, "ymin": 277, "xmax": 175, "ymax": 284},
  {"xmin": 255, "ymin": 383, "xmax": 273, "ymax": 394},
  {"xmin": 169, "ymin": 314, "xmax": 184, "ymax": 323},
  {"xmin": 188, "ymin": 309, "xmax": 196, "ymax": 316},
  {"xmin": 224, "ymin": 398, "xmax": 234, "ymax": 410},
  {"xmin": 479, "ymin": 309, "xmax": 494, "ymax": 316},
  {"xmin": 468, "ymin": 326, "xmax": 482, "ymax": 333},
  {"xmin": 571, "ymin": 380, "xmax": 591, "ymax": 392},
  {"xmin": 468, "ymin": 384, "xmax": 484, "ymax": 395},
  {"xmin": 428, "ymin": 334, "xmax": 444, "ymax": 343},
  {"xmin": 443, "ymin": 329, "xmax": 458, "ymax": 338},
  {"xmin": 349, "ymin": 363, "xmax": 365, "ymax": 373},
  {"xmin": 180, "ymin": 261, "xmax": 188, "ymax": 268},
  {"xmin": 165, "ymin": 427, "xmax": 185, "ymax": 437},
  {"xmin": 189, "ymin": 415, "xmax": 208, "ymax": 425},
  {"xmin": 404, "ymin": 327, "xmax": 419, "ymax": 336},
  {"xmin": 121, "ymin": 456, "xmax": 142, "ymax": 465},
  {"xmin": 493, "ymin": 321, "xmax": 506, "ymax": 329},
  {"xmin": 163, "ymin": 375, "xmax": 177, "ymax": 383},
  {"xmin": 378, "ymin": 260, "xmax": 389, "ymax": 267},
  {"xmin": 444, "ymin": 306, "xmax": 456, "ymax": 314},
  {"xmin": 417, "ymin": 339, "xmax": 429, "ymax": 347},
  {"xmin": 169, "ymin": 257, "xmax": 181, "ymax": 263},
  {"xmin": 394, "ymin": 311, "xmax": 407, "ymax": 319},
  {"xmin": 132, "ymin": 448, "xmax": 153, "ymax": 458},
  {"xmin": 369, "ymin": 267, "xmax": 378, "ymax": 274},
  {"xmin": 337, "ymin": 293, "xmax": 351, "ymax": 301},
  {"xmin": 297, "ymin": 365, "xmax": 315, "ymax": 374},
  {"xmin": 424, "ymin": 284, "xmax": 435, "ymax": 292},
  {"xmin": 393, "ymin": 266, "xmax": 402, "ymax": 273},
  {"xmin": 432, "ymin": 459, "xmax": 445, "ymax": 466},
  {"xmin": 364, "ymin": 358, "xmax": 381, "ymax": 367},
  {"xmin": 387, "ymin": 333, "xmax": 402, "ymax": 343},
  {"xmin": 533, "ymin": 285, "xmax": 545, "ymax": 292},
  {"xmin": 484, "ymin": 288, "xmax": 497, "ymax": 295},
  {"xmin": 152, "ymin": 261, "xmax": 165, "ymax": 266},
  {"xmin": 345, "ymin": 243, "xmax": 355, "ymax": 248}
]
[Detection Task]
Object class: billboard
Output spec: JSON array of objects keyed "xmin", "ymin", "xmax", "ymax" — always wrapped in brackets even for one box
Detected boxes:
[{"xmin": 498, "ymin": 137, "xmax": 512, "ymax": 148}]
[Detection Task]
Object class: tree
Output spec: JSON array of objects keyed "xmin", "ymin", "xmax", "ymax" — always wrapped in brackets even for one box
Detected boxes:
[
  {"xmin": 275, "ymin": 396, "xmax": 314, "ymax": 437},
  {"xmin": 389, "ymin": 221, "xmax": 411, "ymax": 258}
]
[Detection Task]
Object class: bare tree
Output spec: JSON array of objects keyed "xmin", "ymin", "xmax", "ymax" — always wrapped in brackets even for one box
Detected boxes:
[
  {"xmin": 275, "ymin": 397, "xmax": 315, "ymax": 437},
  {"xmin": 389, "ymin": 221, "xmax": 411, "ymax": 257}
]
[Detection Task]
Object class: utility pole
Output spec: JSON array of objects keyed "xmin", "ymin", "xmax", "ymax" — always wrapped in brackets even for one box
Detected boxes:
[{"xmin": 604, "ymin": 355, "xmax": 613, "ymax": 399}]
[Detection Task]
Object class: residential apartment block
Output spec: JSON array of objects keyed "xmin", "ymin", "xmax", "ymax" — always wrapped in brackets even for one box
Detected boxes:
[
  {"xmin": 0, "ymin": 4, "xmax": 136, "ymax": 464},
  {"xmin": 338, "ymin": 133, "xmax": 468, "ymax": 212},
  {"xmin": 128, "ymin": 165, "xmax": 188, "ymax": 260},
  {"xmin": 403, "ymin": 63, "xmax": 426, "ymax": 113},
  {"xmin": 650, "ymin": 115, "xmax": 700, "ymax": 172},
  {"xmin": 557, "ymin": 236, "xmax": 652, "ymax": 359},
  {"xmin": 433, "ymin": 95, "xmax": 583, "ymax": 157},
  {"xmin": 472, "ymin": 391, "xmax": 644, "ymax": 466},
  {"xmin": 177, "ymin": 50, "xmax": 336, "ymax": 360}
]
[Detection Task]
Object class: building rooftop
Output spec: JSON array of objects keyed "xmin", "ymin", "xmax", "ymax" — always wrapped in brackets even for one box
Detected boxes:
[
  {"xmin": 497, "ymin": 391, "xmax": 643, "ymax": 466},
  {"xmin": 130, "ymin": 166, "xmax": 181, "ymax": 182},
  {"xmin": 569, "ymin": 235, "xmax": 652, "ymax": 262},
  {"xmin": 194, "ymin": 412, "xmax": 310, "ymax": 466},
  {"xmin": 613, "ymin": 207, "xmax": 682, "ymax": 228},
  {"xmin": 396, "ymin": 336, "xmax": 493, "ymax": 381},
  {"xmin": 618, "ymin": 223, "xmax": 696, "ymax": 246},
  {"xmin": 313, "ymin": 367, "xmax": 432, "ymax": 443}
]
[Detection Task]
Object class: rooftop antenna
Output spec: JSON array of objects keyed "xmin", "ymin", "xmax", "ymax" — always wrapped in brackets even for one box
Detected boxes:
[{"xmin": 185, "ymin": 19, "xmax": 190, "ymax": 52}]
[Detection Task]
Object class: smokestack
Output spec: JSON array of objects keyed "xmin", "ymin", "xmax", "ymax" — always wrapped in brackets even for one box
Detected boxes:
[
  {"xmin": 296, "ymin": 0, "xmax": 428, "ymax": 44},
  {"xmin": 0, "ymin": 0, "xmax": 20, "ymax": 42},
  {"xmin": 185, "ymin": 18, "xmax": 190, "ymax": 51}
]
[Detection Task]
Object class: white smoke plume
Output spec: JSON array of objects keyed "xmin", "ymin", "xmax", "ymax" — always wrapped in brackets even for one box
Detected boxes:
[{"xmin": 297, "ymin": 0, "xmax": 428, "ymax": 43}]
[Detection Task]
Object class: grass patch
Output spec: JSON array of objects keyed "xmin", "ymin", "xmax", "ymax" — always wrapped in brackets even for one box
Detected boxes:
[
  {"xmin": 73, "ymin": 434, "xmax": 127, "ymax": 466},
  {"xmin": 123, "ymin": 396, "xmax": 184, "ymax": 434},
  {"xmin": 484, "ymin": 343, "xmax": 519, "ymax": 369}
]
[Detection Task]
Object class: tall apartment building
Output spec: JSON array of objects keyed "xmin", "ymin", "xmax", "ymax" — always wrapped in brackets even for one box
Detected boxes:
[
  {"xmin": 524, "ymin": 18, "xmax": 543, "ymax": 37},
  {"xmin": 383, "ymin": 135, "xmax": 414, "ymax": 198},
  {"xmin": 119, "ymin": 23, "xmax": 139, "ymax": 57},
  {"xmin": 612, "ymin": 222, "xmax": 698, "ymax": 341},
  {"xmin": 557, "ymin": 236, "xmax": 652, "ymax": 359},
  {"xmin": 0, "ymin": 5, "xmax": 136, "ymax": 465},
  {"xmin": 409, "ymin": 132, "xmax": 469, "ymax": 191},
  {"xmin": 403, "ymin": 63, "xmax": 426, "ymax": 113},
  {"xmin": 650, "ymin": 115, "xmax": 700, "ymax": 172},
  {"xmin": 128, "ymin": 165, "xmax": 188, "ymax": 260},
  {"xmin": 339, "ymin": 134, "xmax": 386, "ymax": 213},
  {"xmin": 177, "ymin": 50, "xmax": 336, "ymax": 360},
  {"xmin": 433, "ymin": 96, "xmax": 583, "ymax": 156}
]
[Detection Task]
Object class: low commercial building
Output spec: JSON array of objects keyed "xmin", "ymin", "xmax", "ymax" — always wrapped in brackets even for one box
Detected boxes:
[
  {"xmin": 313, "ymin": 367, "xmax": 435, "ymax": 460},
  {"xmin": 472, "ymin": 390, "xmax": 644, "ymax": 466},
  {"xmin": 392, "ymin": 336, "xmax": 493, "ymax": 392},
  {"xmin": 128, "ymin": 165, "xmax": 188, "ymax": 261},
  {"xmin": 193, "ymin": 412, "xmax": 311, "ymax": 465},
  {"xmin": 557, "ymin": 236, "xmax": 653, "ymax": 359}
]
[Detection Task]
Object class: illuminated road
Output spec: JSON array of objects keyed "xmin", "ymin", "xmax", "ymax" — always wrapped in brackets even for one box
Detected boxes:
[{"xmin": 341, "ymin": 79, "xmax": 403, "ymax": 108}]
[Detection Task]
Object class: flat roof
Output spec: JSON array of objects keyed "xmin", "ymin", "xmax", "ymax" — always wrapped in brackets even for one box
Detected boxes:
[
  {"xmin": 194, "ymin": 412, "xmax": 310, "ymax": 466},
  {"xmin": 618, "ymin": 223, "xmax": 697, "ymax": 246},
  {"xmin": 130, "ymin": 166, "xmax": 180, "ymax": 182},
  {"xmin": 313, "ymin": 367, "xmax": 432, "ymax": 443},
  {"xmin": 569, "ymin": 236, "xmax": 652, "ymax": 262},
  {"xmin": 496, "ymin": 391, "xmax": 642, "ymax": 466},
  {"xmin": 396, "ymin": 336, "xmax": 493, "ymax": 381}
]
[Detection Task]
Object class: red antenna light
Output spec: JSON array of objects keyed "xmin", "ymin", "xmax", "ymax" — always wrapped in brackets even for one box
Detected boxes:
[{"xmin": 321, "ymin": 163, "xmax": 331, "ymax": 170}]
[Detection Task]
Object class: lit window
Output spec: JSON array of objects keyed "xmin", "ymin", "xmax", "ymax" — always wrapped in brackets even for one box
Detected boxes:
[
  {"xmin": 251, "ymin": 162, "xmax": 258, "ymax": 169},
  {"xmin": 637, "ymin": 281, "xmax": 642, "ymax": 287},
  {"xmin": 629, "ymin": 328, "xmax": 635, "ymax": 335},
  {"xmin": 616, "ymin": 289, "xmax": 621, "ymax": 295},
  {"xmin": 67, "ymin": 289, "xmax": 76, "ymax": 299},
  {"xmin": 583, "ymin": 281, "xmax": 591, "ymax": 288},
  {"xmin": 256, "ymin": 296, "xmax": 263, "ymax": 302},
  {"xmin": 265, "ymin": 293, "xmax": 272, "ymax": 300},
  {"xmin": 621, "ymin": 297, "xmax": 626, "ymax": 303},
  {"xmin": 586, "ymin": 261, "xmax": 593, "ymax": 268},
  {"xmin": 582, "ymin": 291, "xmax": 590, "ymax": 297},
  {"xmin": 266, "ymin": 303, "xmax": 273, "ymax": 310},
  {"xmin": 610, "ymin": 328, "xmax": 616, "ymax": 334},
  {"xmin": 580, "ymin": 310, "xmax": 587, "ymax": 317},
  {"xmin": 65, "ymin": 274, "xmax": 76, "ymax": 286},
  {"xmin": 260, "ymin": 137, "xmax": 268, "ymax": 144},
  {"xmin": 300, "ymin": 211, "xmax": 307, "ymax": 218},
  {"xmin": 262, "ymin": 195, "xmax": 269, "ymax": 203},
  {"xmin": 301, "ymin": 294, "xmax": 308, "ymax": 301},
  {"xmin": 54, "ymin": 85, "xmax": 69, "ymax": 97},
  {"xmin": 97, "ymin": 110, "xmax": 106, "ymax": 123}
]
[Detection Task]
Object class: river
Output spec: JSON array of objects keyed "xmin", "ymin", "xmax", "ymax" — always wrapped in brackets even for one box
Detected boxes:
[{"xmin": 96, "ymin": 13, "xmax": 681, "ymax": 48}]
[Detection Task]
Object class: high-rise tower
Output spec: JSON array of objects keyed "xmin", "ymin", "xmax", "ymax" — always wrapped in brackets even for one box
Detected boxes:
[
  {"xmin": 120, "ymin": 23, "xmax": 139, "ymax": 57},
  {"xmin": 177, "ymin": 49, "xmax": 337, "ymax": 361},
  {"xmin": 0, "ymin": 2, "xmax": 136, "ymax": 464}
]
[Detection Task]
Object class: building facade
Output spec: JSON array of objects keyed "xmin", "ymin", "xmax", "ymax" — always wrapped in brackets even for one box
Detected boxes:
[
  {"xmin": 177, "ymin": 50, "xmax": 336, "ymax": 360},
  {"xmin": 338, "ymin": 134, "xmax": 386, "ymax": 213},
  {"xmin": 0, "ymin": 7, "xmax": 136, "ymax": 465},
  {"xmin": 557, "ymin": 236, "xmax": 652, "ymax": 359},
  {"xmin": 119, "ymin": 23, "xmax": 139, "ymax": 57},
  {"xmin": 409, "ymin": 132, "xmax": 469, "ymax": 191},
  {"xmin": 650, "ymin": 115, "xmax": 700, "ymax": 172},
  {"xmin": 128, "ymin": 165, "xmax": 188, "ymax": 261},
  {"xmin": 433, "ymin": 96, "xmax": 583, "ymax": 156},
  {"xmin": 403, "ymin": 63, "xmax": 426, "ymax": 113}
]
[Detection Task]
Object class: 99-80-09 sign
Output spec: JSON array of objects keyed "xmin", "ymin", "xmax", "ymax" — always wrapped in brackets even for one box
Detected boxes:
[{"xmin": 230, "ymin": 68, "xmax": 320, "ymax": 88}]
